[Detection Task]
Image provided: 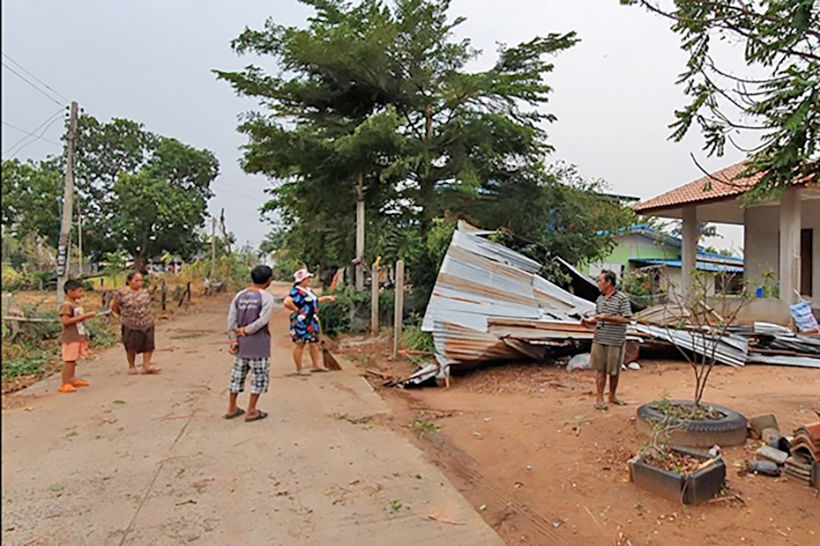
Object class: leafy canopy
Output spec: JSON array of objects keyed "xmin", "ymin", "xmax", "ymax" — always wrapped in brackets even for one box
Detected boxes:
[
  {"xmin": 218, "ymin": 0, "xmax": 635, "ymax": 303},
  {"xmin": 1, "ymin": 115, "xmax": 220, "ymax": 264},
  {"xmin": 622, "ymin": 0, "xmax": 819, "ymax": 199}
]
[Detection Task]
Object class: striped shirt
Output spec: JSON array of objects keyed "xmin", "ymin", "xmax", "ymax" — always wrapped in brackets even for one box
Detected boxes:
[{"xmin": 594, "ymin": 291, "xmax": 632, "ymax": 346}]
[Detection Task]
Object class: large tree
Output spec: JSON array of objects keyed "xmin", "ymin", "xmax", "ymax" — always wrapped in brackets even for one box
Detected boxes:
[
  {"xmin": 623, "ymin": 0, "xmax": 819, "ymax": 199},
  {"xmin": 74, "ymin": 117, "xmax": 220, "ymax": 264},
  {"xmin": 216, "ymin": 0, "xmax": 579, "ymax": 295},
  {"xmin": 2, "ymin": 115, "xmax": 220, "ymax": 268},
  {"xmin": 1, "ymin": 157, "xmax": 63, "ymax": 245}
]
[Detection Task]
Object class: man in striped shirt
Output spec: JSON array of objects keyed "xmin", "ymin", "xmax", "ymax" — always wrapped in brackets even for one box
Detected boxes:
[{"xmin": 581, "ymin": 270, "xmax": 632, "ymax": 410}]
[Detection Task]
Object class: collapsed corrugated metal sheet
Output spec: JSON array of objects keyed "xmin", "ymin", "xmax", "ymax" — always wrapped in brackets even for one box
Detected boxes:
[
  {"xmin": 409, "ymin": 221, "xmax": 820, "ymax": 386},
  {"xmin": 631, "ymin": 324, "xmax": 749, "ymax": 368},
  {"xmin": 420, "ymin": 221, "xmax": 594, "ymax": 375}
]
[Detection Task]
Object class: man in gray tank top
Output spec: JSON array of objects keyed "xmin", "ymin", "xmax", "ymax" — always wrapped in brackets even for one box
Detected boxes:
[{"xmin": 225, "ymin": 265, "xmax": 275, "ymax": 422}]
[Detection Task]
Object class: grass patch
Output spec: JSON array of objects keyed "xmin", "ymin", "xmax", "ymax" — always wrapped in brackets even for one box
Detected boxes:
[
  {"xmin": 412, "ymin": 420, "xmax": 441, "ymax": 437},
  {"xmin": 169, "ymin": 333, "xmax": 206, "ymax": 340}
]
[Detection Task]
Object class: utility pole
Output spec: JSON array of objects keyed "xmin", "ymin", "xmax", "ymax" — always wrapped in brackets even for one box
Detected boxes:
[
  {"xmin": 355, "ymin": 172, "xmax": 365, "ymax": 291},
  {"xmin": 219, "ymin": 208, "xmax": 232, "ymax": 255},
  {"xmin": 56, "ymin": 101, "xmax": 78, "ymax": 304},
  {"xmin": 77, "ymin": 213, "xmax": 83, "ymax": 278},
  {"xmin": 210, "ymin": 216, "xmax": 217, "ymax": 280}
]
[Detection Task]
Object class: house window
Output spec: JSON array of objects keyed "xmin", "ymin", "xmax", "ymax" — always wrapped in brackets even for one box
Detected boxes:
[{"xmin": 715, "ymin": 273, "xmax": 744, "ymax": 295}]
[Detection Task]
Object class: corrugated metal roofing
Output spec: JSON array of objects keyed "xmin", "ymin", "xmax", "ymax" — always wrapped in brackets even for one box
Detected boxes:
[
  {"xmin": 630, "ymin": 258, "xmax": 744, "ymax": 274},
  {"xmin": 421, "ymin": 221, "xmax": 594, "ymax": 368}
]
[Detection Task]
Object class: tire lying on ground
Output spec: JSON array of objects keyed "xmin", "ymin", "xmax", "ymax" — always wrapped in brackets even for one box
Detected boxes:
[{"xmin": 636, "ymin": 400, "xmax": 748, "ymax": 447}]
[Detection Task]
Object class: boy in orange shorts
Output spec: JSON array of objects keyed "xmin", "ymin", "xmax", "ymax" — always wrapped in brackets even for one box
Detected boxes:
[{"xmin": 59, "ymin": 280, "xmax": 96, "ymax": 393}]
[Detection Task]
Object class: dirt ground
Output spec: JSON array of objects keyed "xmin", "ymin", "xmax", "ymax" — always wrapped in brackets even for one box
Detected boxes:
[
  {"xmin": 1, "ymin": 288, "xmax": 502, "ymax": 545},
  {"xmin": 342, "ymin": 342, "xmax": 820, "ymax": 546}
]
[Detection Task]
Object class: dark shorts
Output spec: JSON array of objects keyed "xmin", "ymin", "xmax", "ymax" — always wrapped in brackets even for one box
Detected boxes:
[
  {"xmin": 122, "ymin": 325, "xmax": 155, "ymax": 354},
  {"xmin": 590, "ymin": 342, "xmax": 624, "ymax": 376}
]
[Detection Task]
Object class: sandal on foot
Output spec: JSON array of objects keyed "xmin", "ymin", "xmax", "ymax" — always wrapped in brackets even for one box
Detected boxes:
[
  {"xmin": 58, "ymin": 384, "xmax": 77, "ymax": 393},
  {"xmin": 224, "ymin": 408, "xmax": 245, "ymax": 420},
  {"xmin": 128, "ymin": 368, "xmax": 139, "ymax": 375},
  {"xmin": 141, "ymin": 367, "xmax": 161, "ymax": 375},
  {"xmin": 310, "ymin": 368, "xmax": 329, "ymax": 373},
  {"xmin": 594, "ymin": 402, "xmax": 608, "ymax": 410},
  {"xmin": 609, "ymin": 399, "xmax": 627, "ymax": 406},
  {"xmin": 245, "ymin": 410, "xmax": 268, "ymax": 422},
  {"xmin": 73, "ymin": 380, "xmax": 89, "ymax": 388}
]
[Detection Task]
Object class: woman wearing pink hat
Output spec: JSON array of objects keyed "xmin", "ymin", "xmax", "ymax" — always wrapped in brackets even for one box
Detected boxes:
[{"xmin": 283, "ymin": 268, "xmax": 337, "ymax": 375}]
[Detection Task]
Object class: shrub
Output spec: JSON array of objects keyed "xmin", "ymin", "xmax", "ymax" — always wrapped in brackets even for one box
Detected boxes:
[
  {"xmin": 320, "ymin": 287, "xmax": 395, "ymax": 337},
  {"xmin": 403, "ymin": 325, "xmax": 434, "ymax": 353}
]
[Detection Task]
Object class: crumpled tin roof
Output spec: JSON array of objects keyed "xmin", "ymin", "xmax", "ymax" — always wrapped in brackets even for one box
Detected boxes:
[{"xmin": 422, "ymin": 221, "xmax": 594, "ymax": 366}]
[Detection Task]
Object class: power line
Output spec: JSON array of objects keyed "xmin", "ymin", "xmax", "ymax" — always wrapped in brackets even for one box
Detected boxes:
[
  {"xmin": 1, "ymin": 61, "xmax": 65, "ymax": 106},
  {"xmin": 2, "ymin": 120, "xmax": 61, "ymax": 146},
  {"xmin": 3, "ymin": 108, "xmax": 65, "ymax": 157},
  {"xmin": 1, "ymin": 52, "xmax": 69, "ymax": 102}
]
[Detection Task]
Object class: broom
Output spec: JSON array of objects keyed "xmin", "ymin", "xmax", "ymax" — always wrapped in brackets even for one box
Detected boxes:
[{"xmin": 316, "ymin": 312, "xmax": 342, "ymax": 371}]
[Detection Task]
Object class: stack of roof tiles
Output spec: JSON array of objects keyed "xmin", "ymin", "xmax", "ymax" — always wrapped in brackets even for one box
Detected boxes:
[{"xmin": 784, "ymin": 422, "xmax": 820, "ymax": 486}]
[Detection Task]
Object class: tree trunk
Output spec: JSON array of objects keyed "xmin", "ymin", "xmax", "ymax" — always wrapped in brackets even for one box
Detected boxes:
[{"xmin": 133, "ymin": 251, "xmax": 147, "ymax": 274}]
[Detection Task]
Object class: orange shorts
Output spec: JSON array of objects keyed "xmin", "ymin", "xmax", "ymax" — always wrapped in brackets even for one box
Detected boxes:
[{"xmin": 62, "ymin": 341, "xmax": 89, "ymax": 362}]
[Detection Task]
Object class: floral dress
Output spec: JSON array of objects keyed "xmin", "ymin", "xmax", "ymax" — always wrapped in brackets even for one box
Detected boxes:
[{"xmin": 289, "ymin": 286, "xmax": 320, "ymax": 344}]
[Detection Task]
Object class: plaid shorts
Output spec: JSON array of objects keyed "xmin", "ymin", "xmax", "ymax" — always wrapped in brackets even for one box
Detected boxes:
[{"xmin": 229, "ymin": 357, "xmax": 270, "ymax": 395}]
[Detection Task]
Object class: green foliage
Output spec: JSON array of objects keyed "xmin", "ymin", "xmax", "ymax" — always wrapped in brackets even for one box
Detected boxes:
[
  {"xmin": 102, "ymin": 250, "xmax": 130, "ymax": 277},
  {"xmin": 320, "ymin": 286, "xmax": 395, "ymax": 336},
  {"xmin": 760, "ymin": 269, "xmax": 779, "ymax": 298},
  {"xmin": 403, "ymin": 325, "xmax": 435, "ymax": 353},
  {"xmin": 485, "ymin": 164, "xmax": 637, "ymax": 282},
  {"xmin": 1, "ymin": 115, "xmax": 220, "ymax": 266},
  {"xmin": 216, "ymin": 0, "xmax": 579, "ymax": 300},
  {"xmin": 622, "ymin": 269, "xmax": 655, "ymax": 307},
  {"xmin": 426, "ymin": 216, "xmax": 458, "ymax": 269},
  {"xmin": 2, "ymin": 357, "xmax": 49, "ymax": 379},
  {"xmin": 1, "ymin": 157, "xmax": 62, "ymax": 244},
  {"xmin": 2, "ymin": 306, "xmax": 119, "ymax": 380},
  {"xmin": 622, "ymin": 0, "xmax": 820, "ymax": 199}
]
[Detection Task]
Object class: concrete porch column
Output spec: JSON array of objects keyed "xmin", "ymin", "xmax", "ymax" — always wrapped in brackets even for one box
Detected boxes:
[
  {"xmin": 779, "ymin": 187, "xmax": 801, "ymax": 303},
  {"xmin": 681, "ymin": 205, "xmax": 698, "ymax": 295}
]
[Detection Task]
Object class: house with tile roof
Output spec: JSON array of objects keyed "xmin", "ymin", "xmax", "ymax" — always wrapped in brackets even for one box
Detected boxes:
[
  {"xmin": 587, "ymin": 225, "xmax": 744, "ymax": 302},
  {"xmin": 633, "ymin": 162, "xmax": 820, "ymax": 305}
]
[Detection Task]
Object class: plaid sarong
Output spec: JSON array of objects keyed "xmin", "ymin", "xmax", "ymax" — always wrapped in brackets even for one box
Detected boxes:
[{"xmin": 229, "ymin": 357, "xmax": 270, "ymax": 395}]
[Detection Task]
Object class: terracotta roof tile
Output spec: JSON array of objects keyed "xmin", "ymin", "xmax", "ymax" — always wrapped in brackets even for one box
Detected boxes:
[{"xmin": 634, "ymin": 162, "xmax": 763, "ymax": 214}]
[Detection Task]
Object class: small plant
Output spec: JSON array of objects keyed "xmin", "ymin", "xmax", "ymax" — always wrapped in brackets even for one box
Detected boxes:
[
  {"xmin": 662, "ymin": 270, "xmax": 753, "ymax": 408},
  {"xmin": 390, "ymin": 500, "xmax": 403, "ymax": 512},
  {"xmin": 760, "ymin": 269, "xmax": 779, "ymax": 298},
  {"xmin": 412, "ymin": 421, "xmax": 441, "ymax": 437},
  {"xmin": 403, "ymin": 325, "xmax": 434, "ymax": 353}
]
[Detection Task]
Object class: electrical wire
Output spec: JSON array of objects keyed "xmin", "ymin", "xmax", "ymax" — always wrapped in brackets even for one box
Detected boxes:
[
  {"xmin": 2, "ymin": 108, "xmax": 65, "ymax": 157},
  {"xmin": 1, "ymin": 61, "xmax": 65, "ymax": 106},
  {"xmin": 1, "ymin": 52, "xmax": 69, "ymax": 103},
  {"xmin": 2, "ymin": 120, "xmax": 61, "ymax": 146}
]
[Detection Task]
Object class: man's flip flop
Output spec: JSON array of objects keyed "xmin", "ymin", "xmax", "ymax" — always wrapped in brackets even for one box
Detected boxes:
[
  {"xmin": 594, "ymin": 402, "xmax": 609, "ymax": 410},
  {"xmin": 141, "ymin": 367, "xmax": 161, "ymax": 375},
  {"xmin": 245, "ymin": 410, "xmax": 268, "ymax": 422},
  {"xmin": 310, "ymin": 368, "xmax": 329, "ymax": 373},
  {"xmin": 609, "ymin": 399, "xmax": 628, "ymax": 406},
  {"xmin": 224, "ymin": 408, "xmax": 245, "ymax": 420}
]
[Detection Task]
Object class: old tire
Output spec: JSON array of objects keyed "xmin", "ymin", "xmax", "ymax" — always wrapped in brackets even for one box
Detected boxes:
[{"xmin": 636, "ymin": 400, "xmax": 748, "ymax": 447}]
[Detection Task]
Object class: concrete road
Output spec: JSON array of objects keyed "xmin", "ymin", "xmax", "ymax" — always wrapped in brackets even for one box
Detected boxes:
[{"xmin": 2, "ymin": 294, "xmax": 502, "ymax": 545}]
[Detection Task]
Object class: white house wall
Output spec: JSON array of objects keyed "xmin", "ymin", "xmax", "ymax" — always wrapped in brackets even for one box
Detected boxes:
[{"xmin": 745, "ymin": 198, "xmax": 820, "ymax": 305}]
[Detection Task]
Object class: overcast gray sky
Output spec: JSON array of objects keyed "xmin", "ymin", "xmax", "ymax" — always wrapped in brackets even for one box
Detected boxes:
[{"xmin": 2, "ymin": 0, "xmax": 745, "ymax": 254}]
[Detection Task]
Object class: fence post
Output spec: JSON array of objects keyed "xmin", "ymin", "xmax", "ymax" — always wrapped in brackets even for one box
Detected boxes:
[
  {"xmin": 371, "ymin": 262, "xmax": 379, "ymax": 335},
  {"xmin": 392, "ymin": 260, "xmax": 405, "ymax": 358},
  {"xmin": 161, "ymin": 280, "xmax": 167, "ymax": 311}
]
